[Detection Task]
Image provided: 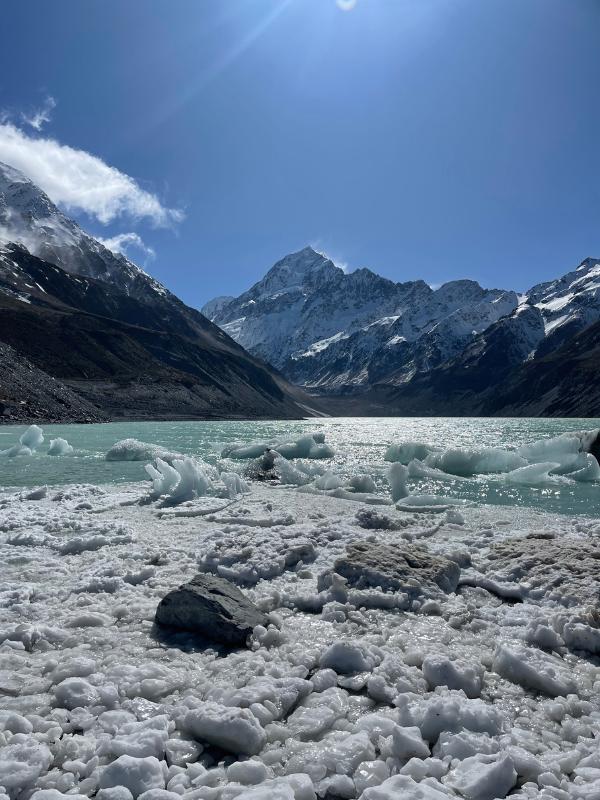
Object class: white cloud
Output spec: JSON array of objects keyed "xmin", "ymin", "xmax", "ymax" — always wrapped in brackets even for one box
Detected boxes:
[
  {"xmin": 0, "ymin": 122, "xmax": 183, "ymax": 226},
  {"xmin": 21, "ymin": 96, "xmax": 56, "ymax": 131},
  {"xmin": 336, "ymin": 0, "xmax": 358, "ymax": 10},
  {"xmin": 98, "ymin": 232, "xmax": 155, "ymax": 261}
]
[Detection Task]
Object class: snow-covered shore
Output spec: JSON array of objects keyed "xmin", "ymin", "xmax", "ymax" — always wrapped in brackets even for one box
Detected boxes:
[{"xmin": 1, "ymin": 476, "xmax": 600, "ymax": 800}]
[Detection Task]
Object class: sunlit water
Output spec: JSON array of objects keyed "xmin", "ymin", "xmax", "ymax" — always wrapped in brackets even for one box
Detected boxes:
[{"xmin": 1, "ymin": 417, "xmax": 599, "ymax": 516}]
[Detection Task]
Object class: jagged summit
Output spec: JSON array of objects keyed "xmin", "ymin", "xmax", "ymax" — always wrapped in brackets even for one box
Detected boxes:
[{"xmin": 205, "ymin": 245, "xmax": 600, "ymax": 398}]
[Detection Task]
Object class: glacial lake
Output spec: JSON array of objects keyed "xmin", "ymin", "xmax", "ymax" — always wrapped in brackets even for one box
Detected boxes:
[{"xmin": 1, "ymin": 417, "xmax": 599, "ymax": 517}]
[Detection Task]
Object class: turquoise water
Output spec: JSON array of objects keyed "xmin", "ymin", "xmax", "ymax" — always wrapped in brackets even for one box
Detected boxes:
[{"xmin": 1, "ymin": 417, "xmax": 599, "ymax": 516}]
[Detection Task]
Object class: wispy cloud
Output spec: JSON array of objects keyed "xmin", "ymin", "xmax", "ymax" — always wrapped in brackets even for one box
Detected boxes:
[
  {"xmin": 0, "ymin": 122, "xmax": 183, "ymax": 226},
  {"xmin": 98, "ymin": 232, "xmax": 155, "ymax": 262},
  {"xmin": 21, "ymin": 96, "xmax": 56, "ymax": 131}
]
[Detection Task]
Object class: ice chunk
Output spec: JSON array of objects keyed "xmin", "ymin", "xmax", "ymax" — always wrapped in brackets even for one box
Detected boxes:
[
  {"xmin": 421, "ymin": 654, "xmax": 484, "ymax": 698},
  {"xmin": 0, "ymin": 444, "xmax": 32, "ymax": 457},
  {"xmin": 276, "ymin": 434, "xmax": 334, "ymax": 460},
  {"xmin": 492, "ymin": 643, "xmax": 577, "ymax": 696},
  {"xmin": 444, "ymin": 753, "xmax": 517, "ymax": 800},
  {"xmin": 19, "ymin": 424, "xmax": 44, "ymax": 450},
  {"xmin": 145, "ymin": 457, "xmax": 211, "ymax": 504},
  {"xmin": 0, "ymin": 711, "xmax": 33, "ymax": 735},
  {"xmin": 54, "ymin": 677, "xmax": 101, "ymax": 709},
  {"xmin": 569, "ymin": 452, "xmax": 600, "ymax": 481},
  {"xmin": 184, "ymin": 702, "xmax": 266, "ymax": 755},
  {"xmin": 390, "ymin": 725, "xmax": 430, "ymax": 760},
  {"xmin": 321, "ymin": 541, "xmax": 460, "ymax": 597},
  {"xmin": 220, "ymin": 471, "xmax": 250, "ymax": 498},
  {"xmin": 387, "ymin": 463, "xmax": 409, "ymax": 501},
  {"xmin": 361, "ymin": 775, "xmax": 450, "ymax": 800},
  {"xmin": 274, "ymin": 454, "xmax": 312, "ymax": 486},
  {"xmin": 31, "ymin": 792, "xmax": 88, "ymax": 800},
  {"xmin": 385, "ymin": 442, "xmax": 433, "ymax": 463},
  {"xmin": 314, "ymin": 471, "xmax": 344, "ymax": 490},
  {"xmin": 395, "ymin": 691, "xmax": 505, "ymax": 741},
  {"xmin": 226, "ymin": 760, "xmax": 269, "ymax": 785},
  {"xmin": 561, "ymin": 622, "xmax": 600, "ymax": 655},
  {"xmin": 319, "ymin": 641, "xmax": 383, "ymax": 673},
  {"xmin": 433, "ymin": 731, "xmax": 500, "ymax": 761},
  {"xmin": 223, "ymin": 433, "xmax": 333, "ymax": 461},
  {"xmin": 354, "ymin": 761, "xmax": 390, "ymax": 795},
  {"xmin": 98, "ymin": 755, "xmax": 165, "ymax": 798},
  {"xmin": 427, "ymin": 446, "xmax": 526, "ymax": 476},
  {"xmin": 348, "ymin": 474, "xmax": 377, "ymax": 493},
  {"xmin": 506, "ymin": 462, "xmax": 563, "ymax": 485},
  {"xmin": 107, "ymin": 439, "xmax": 183, "ymax": 463},
  {"xmin": 396, "ymin": 495, "xmax": 468, "ymax": 513},
  {"xmin": 228, "ymin": 775, "xmax": 316, "ymax": 799},
  {"xmin": 0, "ymin": 736, "xmax": 53, "ymax": 790},
  {"xmin": 47, "ymin": 437, "xmax": 74, "ymax": 456}
]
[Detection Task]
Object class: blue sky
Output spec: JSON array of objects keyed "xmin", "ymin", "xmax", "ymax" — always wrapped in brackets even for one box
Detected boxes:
[{"xmin": 0, "ymin": 0, "xmax": 599, "ymax": 306}]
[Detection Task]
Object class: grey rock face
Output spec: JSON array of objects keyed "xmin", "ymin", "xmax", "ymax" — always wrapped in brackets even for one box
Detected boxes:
[
  {"xmin": 320, "ymin": 541, "xmax": 461, "ymax": 597},
  {"xmin": 155, "ymin": 573, "xmax": 267, "ymax": 646}
]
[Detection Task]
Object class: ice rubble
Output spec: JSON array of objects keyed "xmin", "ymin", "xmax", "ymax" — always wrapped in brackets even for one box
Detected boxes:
[
  {"xmin": 222, "ymin": 433, "xmax": 334, "ymax": 461},
  {"xmin": 385, "ymin": 429, "xmax": 600, "ymax": 485},
  {"xmin": 1, "ymin": 429, "xmax": 600, "ymax": 800}
]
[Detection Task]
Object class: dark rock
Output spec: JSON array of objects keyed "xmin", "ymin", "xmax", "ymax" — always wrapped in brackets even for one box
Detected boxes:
[
  {"xmin": 319, "ymin": 541, "xmax": 461, "ymax": 598},
  {"xmin": 587, "ymin": 431, "xmax": 600, "ymax": 462},
  {"xmin": 155, "ymin": 573, "xmax": 267, "ymax": 646}
]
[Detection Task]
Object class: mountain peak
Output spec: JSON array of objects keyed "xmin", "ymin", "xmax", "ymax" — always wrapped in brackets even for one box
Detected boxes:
[{"xmin": 0, "ymin": 160, "xmax": 31, "ymax": 187}]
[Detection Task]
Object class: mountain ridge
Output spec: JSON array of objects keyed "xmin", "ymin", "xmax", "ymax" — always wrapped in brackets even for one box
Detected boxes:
[
  {"xmin": 205, "ymin": 246, "xmax": 600, "ymax": 416},
  {"xmin": 0, "ymin": 163, "xmax": 316, "ymax": 423}
]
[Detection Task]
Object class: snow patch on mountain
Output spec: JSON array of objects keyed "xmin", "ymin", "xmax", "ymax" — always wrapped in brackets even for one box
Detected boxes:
[{"xmin": 0, "ymin": 160, "xmax": 166, "ymax": 300}]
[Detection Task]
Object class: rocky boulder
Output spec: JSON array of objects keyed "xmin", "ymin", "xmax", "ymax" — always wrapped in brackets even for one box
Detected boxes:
[
  {"xmin": 319, "ymin": 541, "xmax": 461, "ymax": 599},
  {"xmin": 155, "ymin": 573, "xmax": 266, "ymax": 646}
]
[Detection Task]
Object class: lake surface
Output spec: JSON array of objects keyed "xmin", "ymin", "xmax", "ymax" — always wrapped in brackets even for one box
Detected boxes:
[{"xmin": 1, "ymin": 417, "xmax": 599, "ymax": 516}]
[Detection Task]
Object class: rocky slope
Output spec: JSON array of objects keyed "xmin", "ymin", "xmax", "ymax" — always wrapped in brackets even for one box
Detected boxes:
[{"xmin": 0, "ymin": 163, "xmax": 315, "ymax": 423}]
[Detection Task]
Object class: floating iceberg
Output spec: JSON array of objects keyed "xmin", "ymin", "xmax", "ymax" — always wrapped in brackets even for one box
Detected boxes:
[
  {"xmin": 48, "ymin": 437, "xmax": 74, "ymax": 456},
  {"xmin": 106, "ymin": 438, "xmax": 184, "ymax": 463},
  {"xmin": 1, "ymin": 424, "xmax": 44, "ymax": 457},
  {"xmin": 223, "ymin": 432, "xmax": 334, "ymax": 460},
  {"xmin": 385, "ymin": 442, "xmax": 434, "ymax": 463},
  {"xmin": 20, "ymin": 424, "xmax": 44, "ymax": 450},
  {"xmin": 384, "ymin": 429, "xmax": 600, "ymax": 487}
]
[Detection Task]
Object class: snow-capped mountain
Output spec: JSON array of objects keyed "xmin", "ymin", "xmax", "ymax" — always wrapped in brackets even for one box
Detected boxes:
[
  {"xmin": 0, "ymin": 161, "xmax": 165, "ymax": 302},
  {"xmin": 203, "ymin": 247, "xmax": 432, "ymax": 371},
  {"xmin": 205, "ymin": 248, "xmax": 600, "ymax": 405},
  {"xmin": 0, "ymin": 162, "xmax": 314, "ymax": 422},
  {"xmin": 528, "ymin": 257, "xmax": 600, "ymax": 355},
  {"xmin": 204, "ymin": 247, "xmax": 518, "ymax": 391}
]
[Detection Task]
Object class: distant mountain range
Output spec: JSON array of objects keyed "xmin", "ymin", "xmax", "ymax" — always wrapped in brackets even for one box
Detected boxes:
[
  {"xmin": 0, "ymin": 162, "xmax": 314, "ymax": 423},
  {"xmin": 1, "ymin": 157, "xmax": 597, "ymax": 423},
  {"xmin": 204, "ymin": 247, "xmax": 600, "ymax": 417}
]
